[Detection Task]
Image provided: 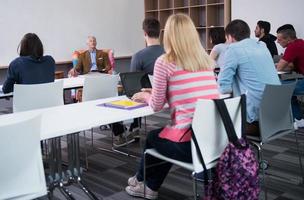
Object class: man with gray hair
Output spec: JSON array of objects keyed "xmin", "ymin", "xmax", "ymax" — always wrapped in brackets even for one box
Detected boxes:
[
  {"xmin": 69, "ymin": 36, "xmax": 111, "ymax": 76},
  {"xmin": 276, "ymin": 28, "xmax": 304, "ymax": 127}
]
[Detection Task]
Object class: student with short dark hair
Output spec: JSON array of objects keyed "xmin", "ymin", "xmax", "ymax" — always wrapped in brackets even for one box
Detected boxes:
[
  {"xmin": 276, "ymin": 28, "xmax": 304, "ymax": 127},
  {"xmin": 218, "ymin": 19, "xmax": 280, "ymax": 136},
  {"xmin": 255, "ymin": 20, "xmax": 278, "ymax": 57},
  {"xmin": 130, "ymin": 17, "xmax": 164, "ymax": 75},
  {"xmin": 2, "ymin": 33, "xmax": 55, "ymax": 93},
  {"xmin": 276, "ymin": 24, "xmax": 296, "ymax": 33},
  {"xmin": 209, "ymin": 27, "xmax": 228, "ymax": 68}
]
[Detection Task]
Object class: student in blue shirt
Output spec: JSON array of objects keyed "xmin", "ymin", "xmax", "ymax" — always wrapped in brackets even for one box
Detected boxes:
[
  {"xmin": 2, "ymin": 33, "xmax": 55, "ymax": 93},
  {"xmin": 218, "ymin": 19, "xmax": 280, "ymax": 136}
]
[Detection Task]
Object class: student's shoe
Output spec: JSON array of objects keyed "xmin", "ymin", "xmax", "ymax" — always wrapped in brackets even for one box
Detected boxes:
[
  {"xmin": 125, "ymin": 182, "xmax": 158, "ymax": 200},
  {"xmin": 128, "ymin": 175, "xmax": 142, "ymax": 187},
  {"xmin": 113, "ymin": 133, "xmax": 135, "ymax": 147},
  {"xmin": 130, "ymin": 127, "xmax": 140, "ymax": 138},
  {"xmin": 295, "ymin": 118, "xmax": 304, "ymax": 128}
]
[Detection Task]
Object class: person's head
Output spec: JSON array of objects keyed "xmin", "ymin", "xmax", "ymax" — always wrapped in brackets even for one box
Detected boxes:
[
  {"xmin": 142, "ymin": 17, "xmax": 161, "ymax": 39},
  {"xmin": 255, "ymin": 20, "xmax": 271, "ymax": 38},
  {"xmin": 276, "ymin": 29, "xmax": 297, "ymax": 48},
  {"xmin": 18, "ymin": 33, "xmax": 43, "ymax": 59},
  {"xmin": 163, "ymin": 13, "xmax": 214, "ymax": 71},
  {"xmin": 276, "ymin": 24, "xmax": 295, "ymax": 33},
  {"xmin": 86, "ymin": 36, "xmax": 97, "ymax": 51},
  {"xmin": 225, "ymin": 19, "xmax": 250, "ymax": 43},
  {"xmin": 209, "ymin": 27, "xmax": 226, "ymax": 45}
]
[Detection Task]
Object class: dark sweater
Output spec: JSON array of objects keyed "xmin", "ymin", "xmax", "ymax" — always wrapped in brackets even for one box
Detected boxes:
[
  {"xmin": 2, "ymin": 55, "xmax": 55, "ymax": 93},
  {"xmin": 259, "ymin": 34, "xmax": 278, "ymax": 57}
]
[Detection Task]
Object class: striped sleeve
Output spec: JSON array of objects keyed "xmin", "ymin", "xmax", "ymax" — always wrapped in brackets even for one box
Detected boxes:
[{"xmin": 148, "ymin": 57, "xmax": 172, "ymax": 111}]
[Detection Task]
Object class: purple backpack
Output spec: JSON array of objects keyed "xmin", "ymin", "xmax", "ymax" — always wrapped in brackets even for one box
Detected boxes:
[{"xmin": 192, "ymin": 95, "xmax": 260, "ymax": 200}]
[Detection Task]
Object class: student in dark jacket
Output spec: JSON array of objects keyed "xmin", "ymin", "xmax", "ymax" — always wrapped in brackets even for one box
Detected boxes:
[
  {"xmin": 2, "ymin": 33, "xmax": 55, "ymax": 93},
  {"xmin": 255, "ymin": 20, "xmax": 278, "ymax": 57}
]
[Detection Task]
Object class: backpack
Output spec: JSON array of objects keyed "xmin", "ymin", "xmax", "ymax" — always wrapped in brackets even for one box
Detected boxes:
[{"xmin": 192, "ymin": 95, "xmax": 260, "ymax": 200}]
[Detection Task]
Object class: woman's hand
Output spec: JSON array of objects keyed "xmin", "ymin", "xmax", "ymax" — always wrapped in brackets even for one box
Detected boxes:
[
  {"xmin": 141, "ymin": 88, "xmax": 152, "ymax": 93},
  {"xmin": 131, "ymin": 91, "xmax": 151, "ymax": 103}
]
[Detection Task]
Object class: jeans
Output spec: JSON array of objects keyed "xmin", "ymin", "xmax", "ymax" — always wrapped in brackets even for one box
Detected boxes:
[
  {"xmin": 282, "ymin": 79, "xmax": 304, "ymax": 120},
  {"xmin": 136, "ymin": 128, "xmax": 192, "ymax": 191}
]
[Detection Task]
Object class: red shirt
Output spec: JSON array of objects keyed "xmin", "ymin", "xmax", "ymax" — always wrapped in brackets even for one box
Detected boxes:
[{"xmin": 283, "ymin": 39, "xmax": 304, "ymax": 74}]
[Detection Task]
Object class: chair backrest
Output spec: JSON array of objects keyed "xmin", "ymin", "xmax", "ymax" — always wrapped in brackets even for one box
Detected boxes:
[
  {"xmin": 72, "ymin": 49, "xmax": 115, "ymax": 74},
  {"xmin": 13, "ymin": 80, "xmax": 64, "ymax": 113},
  {"xmin": 82, "ymin": 75, "xmax": 118, "ymax": 102},
  {"xmin": 0, "ymin": 114, "xmax": 46, "ymax": 199},
  {"xmin": 259, "ymin": 83, "xmax": 296, "ymax": 142},
  {"xmin": 191, "ymin": 97, "xmax": 242, "ymax": 173}
]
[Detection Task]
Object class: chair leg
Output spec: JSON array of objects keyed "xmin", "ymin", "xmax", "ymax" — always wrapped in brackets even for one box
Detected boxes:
[
  {"xmin": 83, "ymin": 131, "xmax": 89, "ymax": 170},
  {"xmin": 144, "ymin": 152, "xmax": 147, "ymax": 199},
  {"xmin": 91, "ymin": 128, "xmax": 94, "ymax": 148},
  {"xmin": 260, "ymin": 148, "xmax": 268, "ymax": 200},
  {"xmin": 294, "ymin": 131, "xmax": 304, "ymax": 183},
  {"xmin": 192, "ymin": 174, "xmax": 198, "ymax": 200}
]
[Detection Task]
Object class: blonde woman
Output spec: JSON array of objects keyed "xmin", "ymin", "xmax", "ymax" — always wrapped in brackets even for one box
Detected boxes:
[{"xmin": 126, "ymin": 14, "xmax": 220, "ymax": 199}]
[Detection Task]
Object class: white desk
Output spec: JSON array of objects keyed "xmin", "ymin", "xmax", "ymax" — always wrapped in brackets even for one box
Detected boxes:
[
  {"xmin": 0, "ymin": 96, "xmax": 154, "ymax": 140},
  {"xmin": 0, "ymin": 73, "xmax": 118, "ymax": 99}
]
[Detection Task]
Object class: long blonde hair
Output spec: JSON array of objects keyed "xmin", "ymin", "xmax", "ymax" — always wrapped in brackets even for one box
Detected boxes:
[{"xmin": 163, "ymin": 14, "xmax": 215, "ymax": 71}]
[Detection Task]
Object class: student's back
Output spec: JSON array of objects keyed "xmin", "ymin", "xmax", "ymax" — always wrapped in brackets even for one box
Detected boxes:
[
  {"xmin": 2, "ymin": 33, "xmax": 55, "ymax": 93},
  {"xmin": 2, "ymin": 55, "xmax": 55, "ymax": 93}
]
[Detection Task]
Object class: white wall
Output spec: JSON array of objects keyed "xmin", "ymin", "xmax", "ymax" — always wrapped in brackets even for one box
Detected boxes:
[
  {"xmin": 232, "ymin": 0, "xmax": 304, "ymax": 54},
  {"xmin": 0, "ymin": 0, "xmax": 145, "ymax": 66}
]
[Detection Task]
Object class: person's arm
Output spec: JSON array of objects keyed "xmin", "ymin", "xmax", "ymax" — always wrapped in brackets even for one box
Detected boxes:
[
  {"xmin": 2, "ymin": 63, "xmax": 18, "ymax": 93},
  {"xmin": 132, "ymin": 56, "xmax": 168, "ymax": 111},
  {"xmin": 130, "ymin": 53, "xmax": 140, "ymax": 72},
  {"xmin": 69, "ymin": 54, "xmax": 84, "ymax": 77},
  {"xmin": 103, "ymin": 52, "xmax": 111, "ymax": 72},
  {"xmin": 217, "ymin": 48, "xmax": 238, "ymax": 94},
  {"xmin": 276, "ymin": 58, "xmax": 294, "ymax": 71},
  {"xmin": 210, "ymin": 48, "xmax": 219, "ymax": 61}
]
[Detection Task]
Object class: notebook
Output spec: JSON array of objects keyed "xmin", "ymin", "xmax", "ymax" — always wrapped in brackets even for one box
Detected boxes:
[
  {"xmin": 119, "ymin": 72, "xmax": 152, "ymax": 98},
  {"xmin": 98, "ymin": 99, "xmax": 148, "ymax": 110}
]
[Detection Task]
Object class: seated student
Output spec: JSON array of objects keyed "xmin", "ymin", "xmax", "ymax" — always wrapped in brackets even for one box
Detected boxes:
[
  {"xmin": 218, "ymin": 19, "xmax": 280, "ymax": 136},
  {"xmin": 254, "ymin": 20, "xmax": 278, "ymax": 57},
  {"xmin": 2, "ymin": 33, "xmax": 55, "ymax": 93},
  {"xmin": 209, "ymin": 27, "xmax": 228, "ymax": 69},
  {"xmin": 276, "ymin": 28, "xmax": 304, "ymax": 127},
  {"xmin": 127, "ymin": 17, "xmax": 165, "ymax": 135},
  {"xmin": 68, "ymin": 36, "xmax": 111, "ymax": 76},
  {"xmin": 125, "ymin": 14, "xmax": 219, "ymax": 199}
]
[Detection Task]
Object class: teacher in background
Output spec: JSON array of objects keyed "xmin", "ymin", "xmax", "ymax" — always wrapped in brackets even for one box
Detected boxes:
[
  {"xmin": 2, "ymin": 33, "xmax": 55, "ymax": 93},
  {"xmin": 68, "ymin": 36, "xmax": 111, "ymax": 77}
]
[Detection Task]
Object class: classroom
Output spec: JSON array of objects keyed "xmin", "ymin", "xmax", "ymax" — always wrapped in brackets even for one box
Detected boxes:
[{"xmin": 0, "ymin": 0, "xmax": 304, "ymax": 199}]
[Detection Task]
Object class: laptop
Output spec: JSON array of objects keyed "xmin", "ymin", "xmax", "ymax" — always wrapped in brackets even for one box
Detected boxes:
[{"xmin": 119, "ymin": 72, "xmax": 152, "ymax": 98}]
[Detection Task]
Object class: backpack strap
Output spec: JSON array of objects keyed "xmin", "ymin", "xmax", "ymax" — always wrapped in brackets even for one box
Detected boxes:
[
  {"xmin": 191, "ymin": 127, "xmax": 210, "ymax": 187},
  {"xmin": 214, "ymin": 95, "xmax": 247, "ymax": 148}
]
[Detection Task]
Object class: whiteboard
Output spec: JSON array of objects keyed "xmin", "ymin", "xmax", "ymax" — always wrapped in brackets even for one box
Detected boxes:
[
  {"xmin": 232, "ymin": 0, "xmax": 304, "ymax": 54},
  {"xmin": 0, "ymin": 0, "xmax": 145, "ymax": 66}
]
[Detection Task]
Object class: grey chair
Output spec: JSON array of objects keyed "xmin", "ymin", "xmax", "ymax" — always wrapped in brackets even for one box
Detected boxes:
[{"xmin": 247, "ymin": 83, "xmax": 304, "ymax": 199}]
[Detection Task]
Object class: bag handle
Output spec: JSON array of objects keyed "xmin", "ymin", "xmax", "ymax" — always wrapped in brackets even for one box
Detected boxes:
[{"xmin": 214, "ymin": 95, "xmax": 247, "ymax": 148}]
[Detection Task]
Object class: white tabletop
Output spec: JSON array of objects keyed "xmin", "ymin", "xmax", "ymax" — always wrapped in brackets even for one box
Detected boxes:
[
  {"xmin": 0, "ymin": 96, "xmax": 154, "ymax": 140},
  {"xmin": 0, "ymin": 73, "xmax": 118, "ymax": 98}
]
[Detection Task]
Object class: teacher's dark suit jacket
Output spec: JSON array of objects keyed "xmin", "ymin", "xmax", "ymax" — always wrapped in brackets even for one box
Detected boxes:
[{"xmin": 75, "ymin": 49, "xmax": 111, "ymax": 74}]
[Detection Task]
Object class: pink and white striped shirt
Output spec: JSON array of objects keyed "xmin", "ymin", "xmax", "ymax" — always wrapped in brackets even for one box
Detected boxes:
[{"xmin": 147, "ymin": 56, "xmax": 219, "ymax": 142}]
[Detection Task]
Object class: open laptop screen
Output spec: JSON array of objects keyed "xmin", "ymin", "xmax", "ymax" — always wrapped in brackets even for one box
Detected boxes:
[{"xmin": 119, "ymin": 72, "xmax": 152, "ymax": 98}]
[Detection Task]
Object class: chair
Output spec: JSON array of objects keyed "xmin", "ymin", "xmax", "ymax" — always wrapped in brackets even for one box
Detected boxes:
[
  {"xmin": 144, "ymin": 97, "xmax": 243, "ymax": 199},
  {"xmin": 82, "ymin": 75, "xmax": 119, "ymax": 167},
  {"xmin": 0, "ymin": 114, "xmax": 46, "ymax": 200},
  {"xmin": 247, "ymin": 83, "xmax": 304, "ymax": 199},
  {"xmin": 13, "ymin": 81, "xmax": 64, "ymax": 112},
  {"xmin": 72, "ymin": 49, "xmax": 115, "ymax": 74}
]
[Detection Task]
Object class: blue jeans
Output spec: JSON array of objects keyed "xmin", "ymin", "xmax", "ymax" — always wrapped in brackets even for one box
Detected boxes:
[
  {"xmin": 136, "ymin": 128, "xmax": 192, "ymax": 191},
  {"xmin": 282, "ymin": 79, "xmax": 304, "ymax": 120}
]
